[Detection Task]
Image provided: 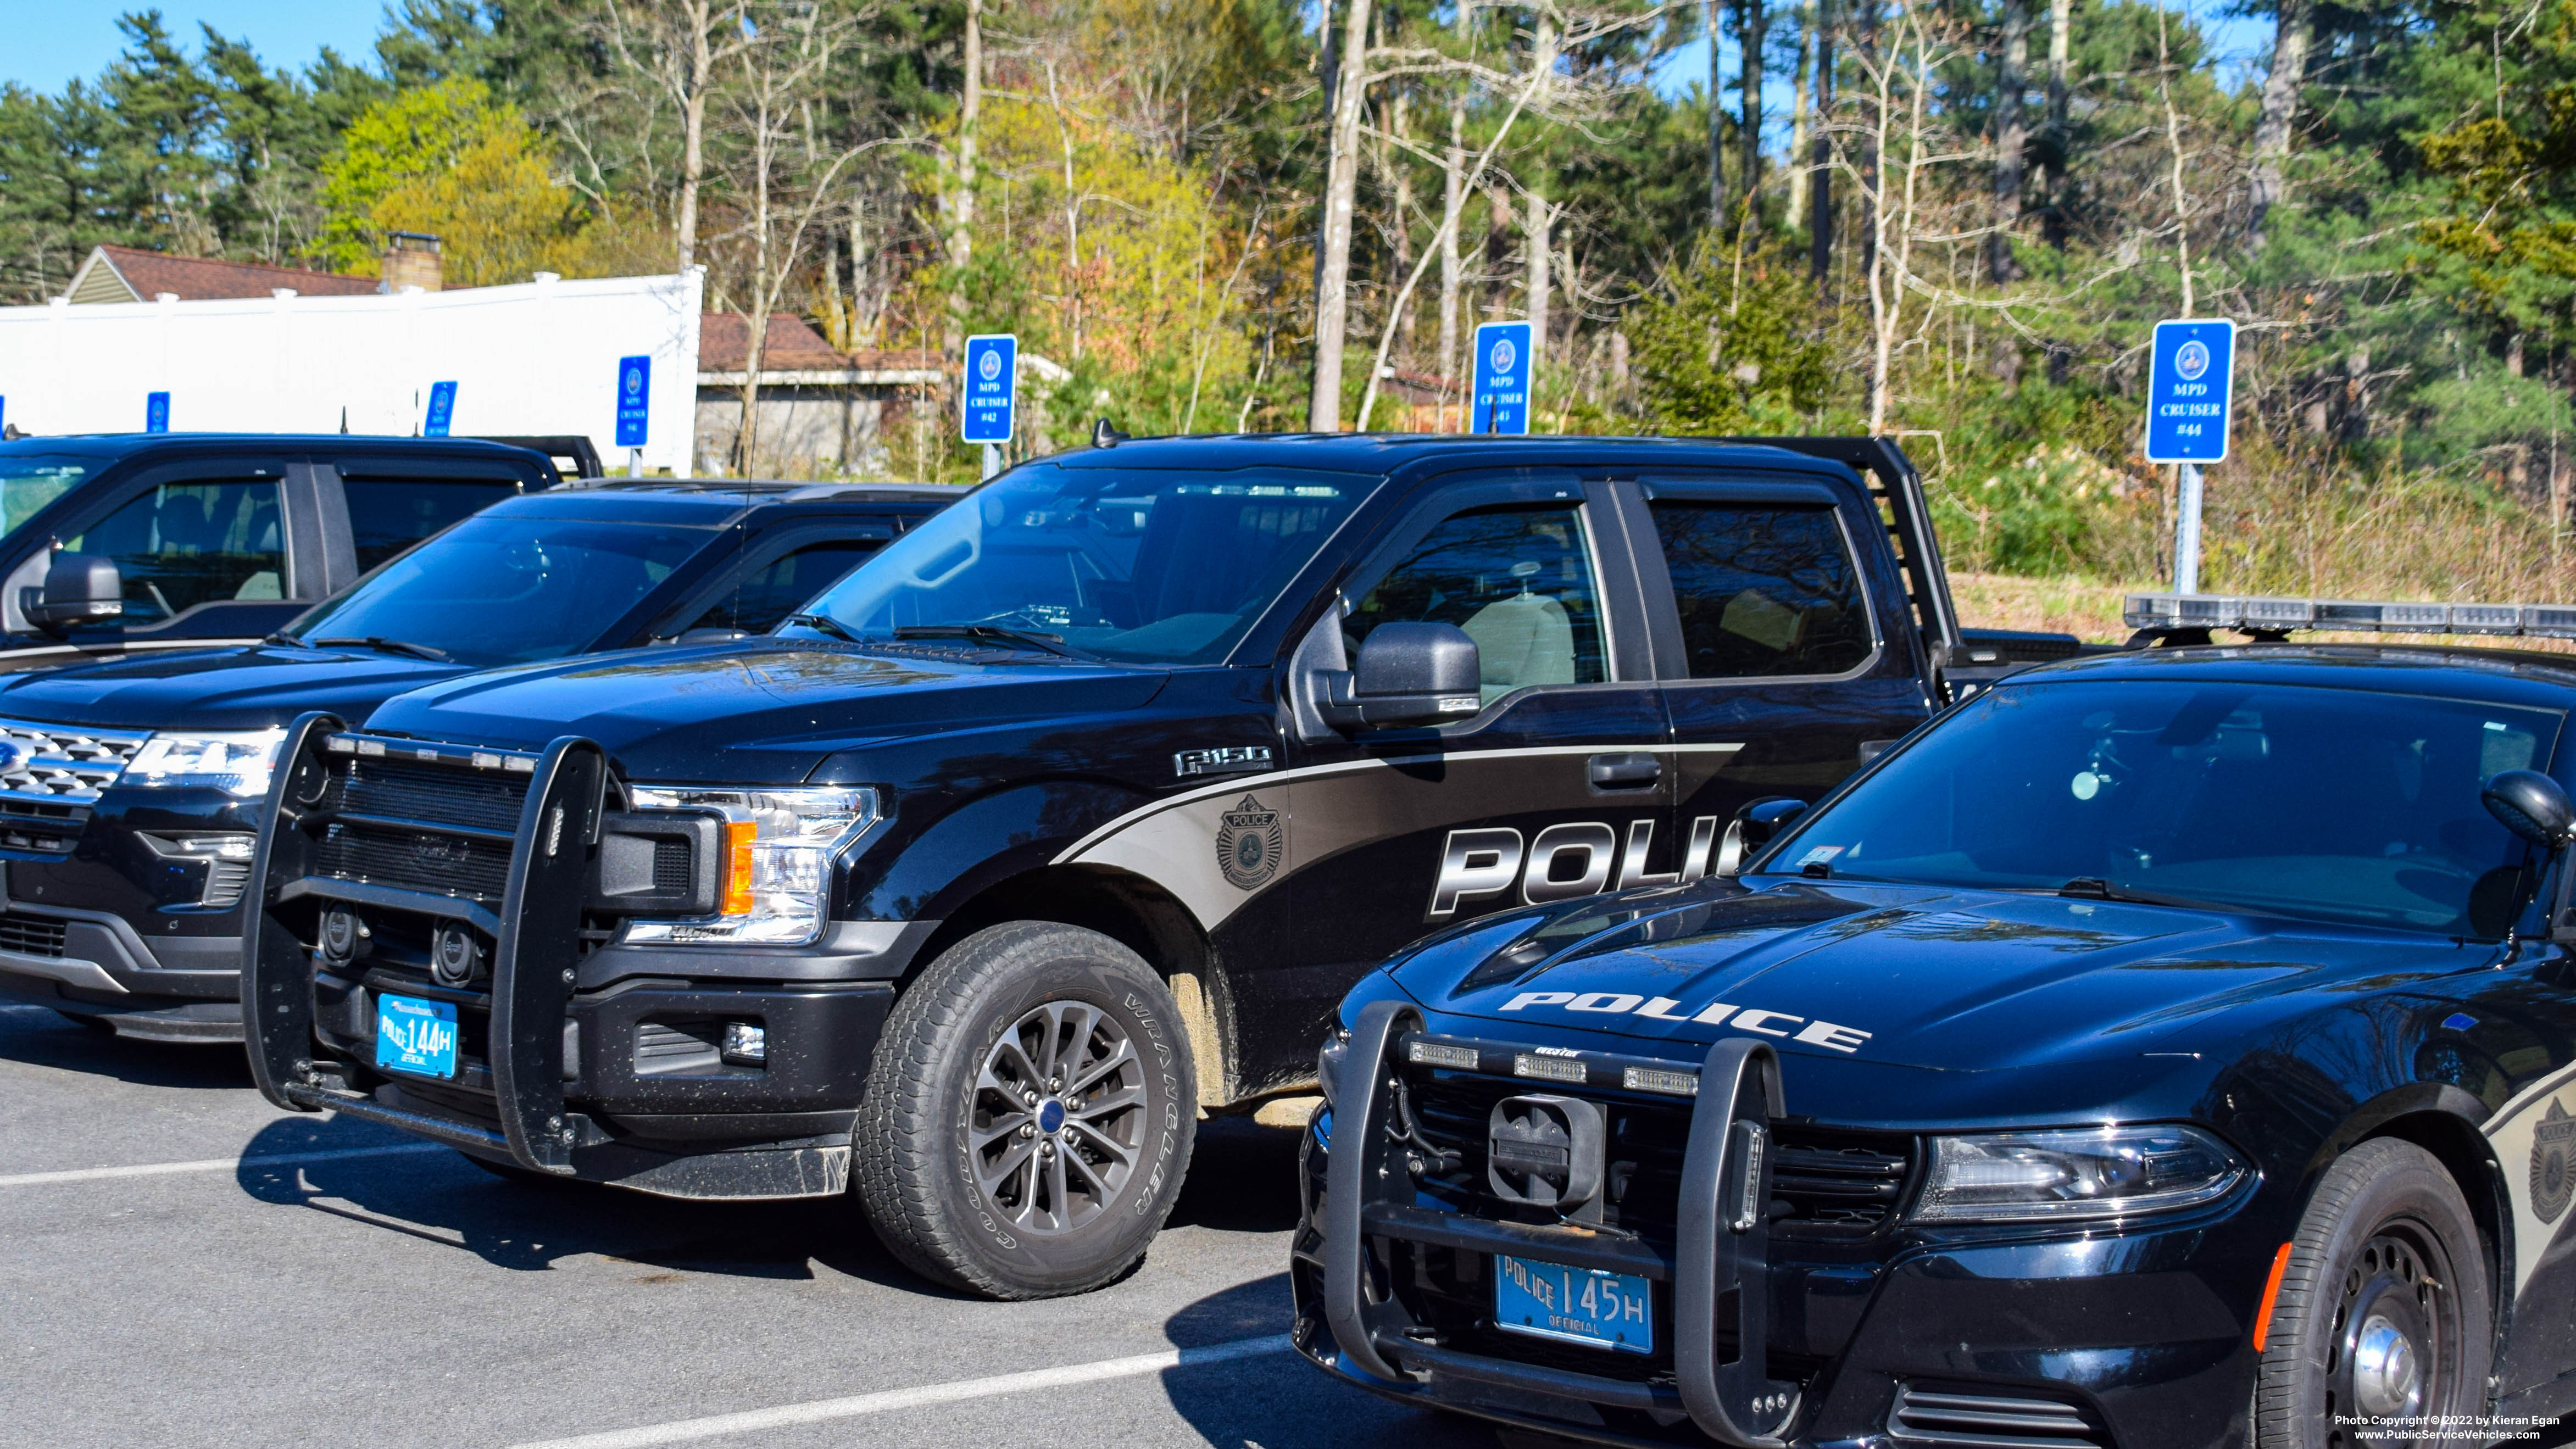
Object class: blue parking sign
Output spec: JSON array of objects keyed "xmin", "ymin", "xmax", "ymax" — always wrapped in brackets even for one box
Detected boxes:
[
  {"xmin": 1471, "ymin": 321, "xmax": 1534, "ymax": 435},
  {"xmin": 2144, "ymin": 319, "xmax": 2234, "ymax": 463},
  {"xmin": 144, "ymin": 391, "xmax": 169, "ymax": 433},
  {"xmin": 962, "ymin": 334, "xmax": 1017, "ymax": 444},
  {"xmin": 614, "ymin": 356, "xmax": 651, "ymax": 448},
  {"xmin": 424, "ymin": 380, "xmax": 457, "ymax": 437}
]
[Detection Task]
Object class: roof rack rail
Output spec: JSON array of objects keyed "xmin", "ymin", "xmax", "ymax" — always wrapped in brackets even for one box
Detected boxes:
[{"xmin": 2124, "ymin": 593, "xmax": 2576, "ymax": 645}]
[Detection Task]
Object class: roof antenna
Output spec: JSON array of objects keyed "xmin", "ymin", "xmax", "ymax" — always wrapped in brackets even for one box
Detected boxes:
[
  {"xmin": 1091, "ymin": 417, "xmax": 1128, "ymax": 449},
  {"xmin": 338, "ymin": 406, "xmax": 348, "ymax": 435}
]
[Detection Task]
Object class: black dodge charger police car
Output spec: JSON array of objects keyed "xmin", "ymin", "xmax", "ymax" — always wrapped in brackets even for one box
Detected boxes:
[
  {"xmin": 1298, "ymin": 605, "xmax": 2576, "ymax": 1448},
  {"xmin": 238, "ymin": 434, "xmax": 2067, "ymax": 1300},
  {"xmin": 0, "ymin": 481, "xmax": 950, "ymax": 1041}
]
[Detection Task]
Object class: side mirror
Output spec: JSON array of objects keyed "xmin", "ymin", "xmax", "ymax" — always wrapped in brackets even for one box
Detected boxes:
[
  {"xmin": 1714, "ymin": 796, "xmax": 1811, "ymax": 878},
  {"xmin": 24, "ymin": 553, "xmax": 124, "ymax": 634},
  {"xmin": 2487, "ymin": 771, "xmax": 2576, "ymax": 850},
  {"xmin": 1317, "ymin": 622, "xmax": 1482, "ymax": 730}
]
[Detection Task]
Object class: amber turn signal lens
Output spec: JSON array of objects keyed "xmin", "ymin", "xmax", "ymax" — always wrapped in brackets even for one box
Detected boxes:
[{"xmin": 720, "ymin": 821, "xmax": 757, "ymax": 915}]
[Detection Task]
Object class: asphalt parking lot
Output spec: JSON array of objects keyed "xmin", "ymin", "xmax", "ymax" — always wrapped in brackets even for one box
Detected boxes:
[{"xmin": 0, "ymin": 1002, "xmax": 1498, "ymax": 1449}]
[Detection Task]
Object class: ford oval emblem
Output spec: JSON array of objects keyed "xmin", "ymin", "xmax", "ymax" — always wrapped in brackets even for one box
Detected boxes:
[{"xmin": 0, "ymin": 739, "xmax": 26, "ymax": 774}]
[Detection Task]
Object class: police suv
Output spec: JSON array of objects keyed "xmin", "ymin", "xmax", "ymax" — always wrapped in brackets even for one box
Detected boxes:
[
  {"xmin": 239, "ymin": 435, "xmax": 2056, "ymax": 1299},
  {"xmin": 1299, "ymin": 597, "xmax": 2576, "ymax": 1448}
]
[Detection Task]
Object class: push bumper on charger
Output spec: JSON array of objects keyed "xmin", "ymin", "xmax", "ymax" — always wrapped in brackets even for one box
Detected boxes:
[
  {"xmin": 1308, "ymin": 999, "xmax": 1798, "ymax": 1447},
  {"xmin": 244, "ymin": 712, "xmax": 887, "ymax": 1199}
]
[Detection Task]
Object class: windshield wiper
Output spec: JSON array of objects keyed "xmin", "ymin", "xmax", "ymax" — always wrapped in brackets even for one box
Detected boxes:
[
  {"xmin": 262, "ymin": 633, "xmax": 314, "ymax": 648},
  {"xmin": 311, "ymin": 636, "xmax": 450, "ymax": 661},
  {"xmin": 784, "ymin": 612, "xmax": 860, "ymax": 643},
  {"xmin": 2056, "ymin": 877, "xmax": 2231, "ymax": 912},
  {"xmin": 892, "ymin": 624, "xmax": 1076, "ymax": 657}
]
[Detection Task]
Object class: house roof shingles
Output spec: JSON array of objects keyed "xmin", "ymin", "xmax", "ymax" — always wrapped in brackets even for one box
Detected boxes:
[
  {"xmin": 697, "ymin": 313, "xmax": 939, "ymax": 376},
  {"xmin": 73, "ymin": 243, "xmax": 379, "ymax": 303}
]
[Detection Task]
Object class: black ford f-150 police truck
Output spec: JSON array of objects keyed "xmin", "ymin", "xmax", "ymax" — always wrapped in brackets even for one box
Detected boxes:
[
  {"xmin": 1297, "ymin": 609, "xmax": 2576, "ymax": 1448},
  {"xmin": 0, "ymin": 480, "xmax": 954, "ymax": 1043},
  {"xmin": 0, "ymin": 432, "xmax": 566, "ymax": 667},
  {"xmin": 240, "ymin": 434, "xmax": 2061, "ymax": 1298}
]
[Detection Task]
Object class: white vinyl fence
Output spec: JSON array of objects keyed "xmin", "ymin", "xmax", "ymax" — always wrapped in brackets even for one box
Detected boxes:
[{"xmin": 0, "ymin": 269, "xmax": 703, "ymax": 473}]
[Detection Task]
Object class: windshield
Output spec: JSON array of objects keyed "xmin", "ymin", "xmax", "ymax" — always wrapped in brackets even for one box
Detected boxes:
[
  {"xmin": 1766, "ymin": 677, "xmax": 2566, "ymax": 937},
  {"xmin": 0, "ymin": 454, "xmax": 91, "ymax": 537},
  {"xmin": 790, "ymin": 462, "xmax": 1378, "ymax": 664},
  {"xmin": 291, "ymin": 512, "xmax": 716, "ymax": 667}
]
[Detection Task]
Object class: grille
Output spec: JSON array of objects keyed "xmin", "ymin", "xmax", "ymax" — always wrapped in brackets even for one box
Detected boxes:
[
  {"xmin": 201, "ymin": 859, "xmax": 254, "ymax": 910},
  {"xmin": 0, "ymin": 717, "xmax": 149, "ymax": 854},
  {"xmin": 1399, "ymin": 1063, "xmax": 1916, "ymax": 1239},
  {"xmin": 0, "ymin": 910, "xmax": 67, "ymax": 957},
  {"xmin": 1889, "ymin": 1382, "xmax": 2106, "ymax": 1448},
  {"xmin": 653, "ymin": 838, "xmax": 691, "ymax": 891},
  {"xmin": 633, "ymin": 1019, "xmax": 722, "ymax": 1074},
  {"xmin": 313, "ymin": 751, "xmax": 528, "ymax": 902}
]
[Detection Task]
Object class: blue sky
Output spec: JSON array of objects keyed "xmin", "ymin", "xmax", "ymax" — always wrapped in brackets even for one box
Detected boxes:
[{"xmin": 0, "ymin": 1, "xmax": 386, "ymax": 92}]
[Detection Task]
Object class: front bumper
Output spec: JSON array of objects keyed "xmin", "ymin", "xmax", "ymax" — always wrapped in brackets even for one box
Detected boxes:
[
  {"xmin": 1292, "ymin": 1006, "xmax": 2263, "ymax": 1448},
  {"xmin": 244, "ymin": 718, "xmax": 913, "ymax": 1199}
]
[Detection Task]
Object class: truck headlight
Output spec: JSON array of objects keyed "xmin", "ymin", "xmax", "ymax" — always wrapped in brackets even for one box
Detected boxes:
[
  {"xmin": 124, "ymin": 729, "xmax": 286, "ymax": 796},
  {"xmin": 1912, "ymin": 1124, "xmax": 2247, "ymax": 1223},
  {"xmin": 620, "ymin": 786, "xmax": 881, "ymax": 947}
]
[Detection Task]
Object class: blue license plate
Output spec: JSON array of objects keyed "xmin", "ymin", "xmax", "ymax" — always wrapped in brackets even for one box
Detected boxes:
[
  {"xmin": 375, "ymin": 994, "xmax": 459, "ymax": 1078},
  {"xmin": 1494, "ymin": 1253, "xmax": 1654, "ymax": 1355}
]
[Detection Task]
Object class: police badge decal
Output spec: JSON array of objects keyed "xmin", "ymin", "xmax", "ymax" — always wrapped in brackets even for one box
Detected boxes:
[
  {"xmin": 1215, "ymin": 794, "xmax": 1283, "ymax": 890},
  {"xmin": 2535, "ymin": 1099, "xmax": 2576, "ymax": 1224}
]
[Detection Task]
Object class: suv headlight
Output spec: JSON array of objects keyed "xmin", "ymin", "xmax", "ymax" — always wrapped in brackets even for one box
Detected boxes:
[
  {"xmin": 620, "ymin": 786, "xmax": 880, "ymax": 947},
  {"xmin": 1912, "ymin": 1124, "xmax": 2248, "ymax": 1223},
  {"xmin": 124, "ymin": 729, "xmax": 286, "ymax": 796}
]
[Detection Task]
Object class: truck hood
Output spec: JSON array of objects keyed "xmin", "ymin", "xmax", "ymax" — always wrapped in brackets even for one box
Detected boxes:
[
  {"xmin": 1390, "ymin": 878, "xmax": 2472, "ymax": 1077},
  {"xmin": 0, "ymin": 644, "xmax": 463, "ymax": 732},
  {"xmin": 362, "ymin": 639, "xmax": 1171, "ymax": 784}
]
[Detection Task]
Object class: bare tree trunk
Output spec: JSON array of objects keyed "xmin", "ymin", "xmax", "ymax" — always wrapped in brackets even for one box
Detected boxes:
[
  {"xmin": 1308, "ymin": 0, "xmax": 1375, "ymax": 430},
  {"xmin": 1810, "ymin": 0, "xmax": 1834, "ymax": 281},
  {"xmin": 1739, "ymin": 0, "xmax": 1766, "ymax": 223},
  {"xmin": 1988, "ymin": 0, "xmax": 2027, "ymax": 284},
  {"xmin": 678, "ymin": 0, "xmax": 713, "ymax": 271},
  {"xmin": 1706, "ymin": 0, "xmax": 1728, "ymax": 227},
  {"xmin": 1390, "ymin": 89, "xmax": 1416, "ymax": 354},
  {"xmin": 2157, "ymin": 1, "xmax": 2194, "ymax": 316},
  {"xmin": 1787, "ymin": 2, "xmax": 1812, "ymax": 230},
  {"xmin": 1438, "ymin": 96, "xmax": 1464, "ymax": 400},
  {"xmin": 943, "ymin": 0, "xmax": 982, "ymax": 353},
  {"xmin": 2041, "ymin": 0, "xmax": 2069, "ymax": 250},
  {"xmin": 1527, "ymin": 14, "xmax": 1558, "ymax": 348},
  {"xmin": 2246, "ymin": 0, "xmax": 2310, "ymax": 247}
]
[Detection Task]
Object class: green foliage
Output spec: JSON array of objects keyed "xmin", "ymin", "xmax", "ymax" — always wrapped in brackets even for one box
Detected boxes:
[{"xmin": 1624, "ymin": 242, "xmax": 1832, "ymax": 436}]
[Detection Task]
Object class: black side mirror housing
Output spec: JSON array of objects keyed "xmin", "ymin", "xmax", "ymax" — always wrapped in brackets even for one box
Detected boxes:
[
  {"xmin": 1714, "ymin": 796, "xmax": 1811, "ymax": 878},
  {"xmin": 2486, "ymin": 771, "xmax": 2575, "ymax": 850},
  {"xmin": 1318, "ymin": 622, "xmax": 1482, "ymax": 730},
  {"xmin": 24, "ymin": 552, "xmax": 124, "ymax": 635}
]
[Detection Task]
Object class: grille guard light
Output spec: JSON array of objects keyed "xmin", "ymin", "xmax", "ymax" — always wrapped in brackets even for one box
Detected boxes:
[
  {"xmin": 2126, "ymin": 593, "xmax": 2576, "ymax": 640},
  {"xmin": 620, "ymin": 786, "xmax": 880, "ymax": 948},
  {"xmin": 1912, "ymin": 1124, "xmax": 2248, "ymax": 1223}
]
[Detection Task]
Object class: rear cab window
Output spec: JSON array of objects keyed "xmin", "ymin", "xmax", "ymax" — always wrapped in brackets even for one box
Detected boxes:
[{"xmin": 1641, "ymin": 483, "xmax": 1877, "ymax": 679}]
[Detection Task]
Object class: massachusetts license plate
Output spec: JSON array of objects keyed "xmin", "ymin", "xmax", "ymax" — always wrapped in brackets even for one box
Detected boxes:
[
  {"xmin": 375, "ymin": 994, "xmax": 459, "ymax": 1079},
  {"xmin": 1494, "ymin": 1254, "xmax": 1654, "ymax": 1355}
]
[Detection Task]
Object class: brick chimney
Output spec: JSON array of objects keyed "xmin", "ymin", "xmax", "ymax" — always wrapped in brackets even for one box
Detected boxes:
[{"xmin": 381, "ymin": 232, "xmax": 443, "ymax": 292}]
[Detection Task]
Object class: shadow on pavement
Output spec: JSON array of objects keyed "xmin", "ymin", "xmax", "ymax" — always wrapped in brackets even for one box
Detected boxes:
[
  {"xmin": 1159, "ymin": 1272, "xmax": 1500, "ymax": 1449},
  {"xmin": 0, "ymin": 1002, "xmax": 254, "ymax": 1090},
  {"xmin": 228, "ymin": 1111, "xmax": 947, "ymax": 1296},
  {"xmin": 1167, "ymin": 1114, "xmax": 1307, "ymax": 1234}
]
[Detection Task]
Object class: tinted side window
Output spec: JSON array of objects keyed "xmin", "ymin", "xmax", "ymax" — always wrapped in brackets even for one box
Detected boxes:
[
  {"xmin": 688, "ymin": 539, "xmax": 882, "ymax": 636},
  {"xmin": 66, "ymin": 481, "xmax": 285, "ymax": 622},
  {"xmin": 1650, "ymin": 501, "xmax": 1871, "ymax": 678},
  {"xmin": 344, "ymin": 479, "xmax": 522, "ymax": 571},
  {"xmin": 1350, "ymin": 503, "xmax": 1606, "ymax": 705}
]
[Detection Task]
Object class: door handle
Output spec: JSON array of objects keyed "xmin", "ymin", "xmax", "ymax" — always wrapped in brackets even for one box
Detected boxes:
[{"xmin": 1588, "ymin": 752, "xmax": 1662, "ymax": 790}]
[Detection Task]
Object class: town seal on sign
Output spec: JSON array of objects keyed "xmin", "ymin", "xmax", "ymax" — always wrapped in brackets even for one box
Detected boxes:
[
  {"xmin": 1215, "ymin": 794, "xmax": 1283, "ymax": 891},
  {"xmin": 2536, "ymin": 1099, "xmax": 2576, "ymax": 1224}
]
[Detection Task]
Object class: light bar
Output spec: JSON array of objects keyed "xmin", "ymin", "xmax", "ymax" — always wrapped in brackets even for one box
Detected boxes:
[{"xmin": 2125, "ymin": 594, "xmax": 2576, "ymax": 640}]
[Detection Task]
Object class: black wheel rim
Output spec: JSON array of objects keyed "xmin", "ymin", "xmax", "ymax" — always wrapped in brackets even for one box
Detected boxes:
[
  {"xmin": 2324, "ymin": 1228, "xmax": 2452, "ymax": 1448},
  {"xmin": 969, "ymin": 1000, "xmax": 1148, "ymax": 1236}
]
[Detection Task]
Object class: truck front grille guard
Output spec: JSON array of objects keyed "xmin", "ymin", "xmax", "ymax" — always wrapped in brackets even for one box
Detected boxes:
[
  {"xmin": 246, "ymin": 710, "xmax": 610, "ymax": 1175},
  {"xmin": 1320, "ymin": 999, "xmax": 1799, "ymax": 1447}
]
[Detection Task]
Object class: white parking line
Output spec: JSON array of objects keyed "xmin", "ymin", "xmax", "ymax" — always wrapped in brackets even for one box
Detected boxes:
[
  {"xmin": 507, "ymin": 1333, "xmax": 1301, "ymax": 1449},
  {"xmin": 0, "ymin": 1142, "xmax": 446, "ymax": 1188}
]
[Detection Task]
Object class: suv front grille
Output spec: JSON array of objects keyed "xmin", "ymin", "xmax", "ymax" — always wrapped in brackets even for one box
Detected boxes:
[
  {"xmin": 0, "ymin": 910, "xmax": 68, "ymax": 957},
  {"xmin": 0, "ymin": 717, "xmax": 151, "ymax": 853},
  {"xmin": 313, "ymin": 751, "xmax": 529, "ymax": 903}
]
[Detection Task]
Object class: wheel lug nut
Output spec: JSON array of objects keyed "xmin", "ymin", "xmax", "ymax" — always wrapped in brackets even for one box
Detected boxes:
[
  {"xmin": 1039, "ymin": 1141, "xmax": 1055, "ymax": 1156},
  {"xmin": 1048, "ymin": 1077, "xmax": 1062, "ymax": 1091},
  {"xmin": 1022, "ymin": 1090, "xmax": 1038, "ymax": 1106},
  {"xmin": 1019, "ymin": 1123, "xmax": 1035, "ymax": 1138}
]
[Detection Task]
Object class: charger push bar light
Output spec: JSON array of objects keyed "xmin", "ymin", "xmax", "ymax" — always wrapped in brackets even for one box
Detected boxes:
[{"xmin": 2124, "ymin": 594, "xmax": 2576, "ymax": 640}]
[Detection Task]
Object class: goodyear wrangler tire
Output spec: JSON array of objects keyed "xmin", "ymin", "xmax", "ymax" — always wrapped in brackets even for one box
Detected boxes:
[
  {"xmin": 2252, "ymin": 1138, "xmax": 2492, "ymax": 1449},
  {"xmin": 856, "ymin": 922, "xmax": 1197, "ymax": 1299}
]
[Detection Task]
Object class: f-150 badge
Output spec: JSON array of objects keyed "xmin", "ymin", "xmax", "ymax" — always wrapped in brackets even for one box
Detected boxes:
[
  {"xmin": 1216, "ymin": 795, "xmax": 1283, "ymax": 890},
  {"xmin": 2535, "ymin": 1099, "xmax": 2576, "ymax": 1223}
]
